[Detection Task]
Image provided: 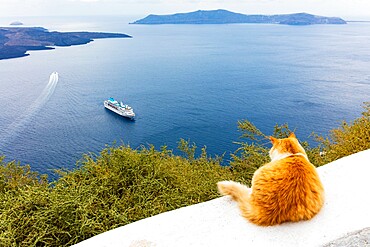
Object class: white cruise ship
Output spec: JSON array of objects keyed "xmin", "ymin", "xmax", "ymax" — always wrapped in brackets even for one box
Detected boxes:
[{"xmin": 104, "ymin": 98, "xmax": 135, "ymax": 119}]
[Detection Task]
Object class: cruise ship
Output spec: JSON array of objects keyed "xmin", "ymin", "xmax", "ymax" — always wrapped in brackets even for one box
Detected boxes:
[{"xmin": 104, "ymin": 98, "xmax": 135, "ymax": 119}]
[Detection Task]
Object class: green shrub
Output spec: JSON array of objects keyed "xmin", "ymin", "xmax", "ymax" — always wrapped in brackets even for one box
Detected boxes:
[
  {"xmin": 0, "ymin": 144, "xmax": 235, "ymax": 246},
  {"xmin": 231, "ymin": 102, "xmax": 370, "ymax": 170},
  {"xmin": 312, "ymin": 102, "xmax": 370, "ymax": 165}
]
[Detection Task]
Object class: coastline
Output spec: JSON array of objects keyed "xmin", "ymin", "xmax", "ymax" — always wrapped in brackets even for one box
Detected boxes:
[{"xmin": 0, "ymin": 27, "xmax": 131, "ymax": 60}]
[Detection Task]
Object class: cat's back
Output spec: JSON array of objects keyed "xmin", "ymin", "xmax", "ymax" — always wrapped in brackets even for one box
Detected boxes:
[
  {"xmin": 254, "ymin": 154, "xmax": 323, "ymax": 193},
  {"xmin": 274, "ymin": 154, "xmax": 319, "ymax": 179},
  {"xmin": 251, "ymin": 155, "xmax": 324, "ymax": 224}
]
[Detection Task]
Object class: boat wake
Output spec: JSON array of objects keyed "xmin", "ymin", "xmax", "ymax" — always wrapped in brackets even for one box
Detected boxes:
[
  {"xmin": 0, "ymin": 72, "xmax": 59, "ymax": 149},
  {"xmin": 42, "ymin": 72, "xmax": 59, "ymax": 104}
]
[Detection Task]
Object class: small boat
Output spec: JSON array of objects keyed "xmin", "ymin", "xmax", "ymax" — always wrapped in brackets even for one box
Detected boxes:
[{"xmin": 104, "ymin": 97, "xmax": 135, "ymax": 119}]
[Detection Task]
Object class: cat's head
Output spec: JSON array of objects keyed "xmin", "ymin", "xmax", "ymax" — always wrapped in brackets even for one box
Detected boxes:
[{"xmin": 268, "ymin": 133, "xmax": 307, "ymax": 162}]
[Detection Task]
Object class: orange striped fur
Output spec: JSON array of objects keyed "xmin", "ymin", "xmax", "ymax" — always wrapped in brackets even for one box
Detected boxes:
[{"xmin": 217, "ymin": 133, "xmax": 324, "ymax": 226}]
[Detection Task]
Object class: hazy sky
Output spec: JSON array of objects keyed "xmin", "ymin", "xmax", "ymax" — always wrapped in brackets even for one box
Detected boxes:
[{"xmin": 1, "ymin": 0, "xmax": 369, "ymax": 19}]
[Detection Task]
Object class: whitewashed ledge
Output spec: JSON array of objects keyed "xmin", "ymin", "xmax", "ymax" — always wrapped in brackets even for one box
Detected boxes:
[{"xmin": 74, "ymin": 149, "xmax": 370, "ymax": 247}]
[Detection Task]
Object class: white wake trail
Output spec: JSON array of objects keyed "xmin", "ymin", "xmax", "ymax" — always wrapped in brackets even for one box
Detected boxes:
[
  {"xmin": 0, "ymin": 72, "xmax": 59, "ymax": 149},
  {"xmin": 38, "ymin": 72, "xmax": 59, "ymax": 106}
]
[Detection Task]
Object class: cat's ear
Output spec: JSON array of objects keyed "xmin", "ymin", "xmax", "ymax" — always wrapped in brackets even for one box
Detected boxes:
[
  {"xmin": 289, "ymin": 132, "xmax": 296, "ymax": 138},
  {"xmin": 269, "ymin": 136, "xmax": 278, "ymax": 144}
]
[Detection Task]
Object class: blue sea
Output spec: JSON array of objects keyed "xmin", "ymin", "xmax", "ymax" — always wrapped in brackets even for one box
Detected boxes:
[{"xmin": 0, "ymin": 16, "xmax": 369, "ymax": 176}]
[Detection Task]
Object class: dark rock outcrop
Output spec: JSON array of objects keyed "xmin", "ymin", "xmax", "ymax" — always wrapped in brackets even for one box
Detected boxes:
[{"xmin": 0, "ymin": 27, "xmax": 131, "ymax": 60}]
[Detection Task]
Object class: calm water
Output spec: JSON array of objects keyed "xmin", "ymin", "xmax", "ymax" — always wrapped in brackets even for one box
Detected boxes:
[{"xmin": 0, "ymin": 16, "xmax": 369, "ymax": 175}]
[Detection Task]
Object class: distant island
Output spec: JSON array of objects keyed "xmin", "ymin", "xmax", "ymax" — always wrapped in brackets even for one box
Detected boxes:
[
  {"xmin": 131, "ymin": 9, "xmax": 347, "ymax": 25},
  {"xmin": 10, "ymin": 21, "xmax": 24, "ymax": 26},
  {"xmin": 0, "ymin": 27, "xmax": 131, "ymax": 60}
]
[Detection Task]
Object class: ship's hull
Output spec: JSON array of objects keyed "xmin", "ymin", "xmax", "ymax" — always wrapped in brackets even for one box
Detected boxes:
[{"xmin": 104, "ymin": 101, "xmax": 135, "ymax": 119}]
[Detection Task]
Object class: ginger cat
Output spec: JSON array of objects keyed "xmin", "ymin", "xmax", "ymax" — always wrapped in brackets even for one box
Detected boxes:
[{"xmin": 217, "ymin": 133, "xmax": 324, "ymax": 226}]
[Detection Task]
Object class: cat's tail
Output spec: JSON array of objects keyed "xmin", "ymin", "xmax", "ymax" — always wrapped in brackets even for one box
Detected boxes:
[{"xmin": 217, "ymin": 181, "xmax": 252, "ymax": 219}]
